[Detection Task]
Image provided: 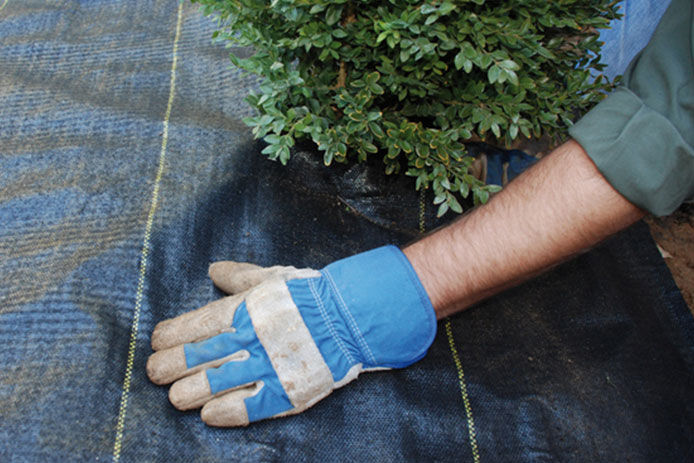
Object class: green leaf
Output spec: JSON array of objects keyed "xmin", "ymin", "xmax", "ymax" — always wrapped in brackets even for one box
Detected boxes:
[
  {"xmin": 364, "ymin": 142, "xmax": 378, "ymax": 153},
  {"xmin": 505, "ymin": 69, "xmax": 519, "ymax": 86},
  {"xmin": 437, "ymin": 202, "xmax": 449, "ymax": 217},
  {"xmin": 278, "ymin": 146, "xmax": 290, "ymax": 165},
  {"xmin": 369, "ymin": 122, "xmax": 384, "ymax": 138},
  {"xmin": 261, "ymin": 144, "xmax": 279, "ymax": 156},
  {"xmin": 420, "ymin": 4, "xmax": 437, "ymax": 15},
  {"xmin": 351, "ymin": 79, "xmax": 366, "ymax": 88},
  {"xmin": 242, "ymin": 116, "xmax": 258, "ymax": 127},
  {"xmin": 536, "ymin": 46, "xmax": 556, "ymax": 60},
  {"xmin": 264, "ymin": 134, "xmax": 281, "ymax": 144},
  {"xmin": 415, "ymin": 143, "xmax": 430, "ymax": 158},
  {"xmin": 440, "ymin": 2, "xmax": 455, "ymax": 15},
  {"xmin": 454, "ymin": 51, "xmax": 465, "ymax": 70},
  {"xmin": 476, "ymin": 188, "xmax": 490, "ymax": 204},
  {"xmin": 366, "ymin": 112, "xmax": 380, "ymax": 123},
  {"xmin": 471, "ymin": 107, "xmax": 486, "ymax": 123},
  {"xmin": 323, "ymin": 149, "xmax": 334, "ymax": 166},
  {"xmin": 448, "ymin": 195, "xmax": 463, "ymax": 213},
  {"xmin": 499, "ymin": 59, "xmax": 520, "ymax": 71},
  {"xmin": 460, "ymin": 180, "xmax": 470, "ymax": 198},
  {"xmin": 488, "ymin": 65, "xmax": 501, "ymax": 84},
  {"xmin": 479, "ymin": 54, "xmax": 492, "ymax": 69},
  {"xmin": 491, "ymin": 122, "xmax": 501, "ymax": 138},
  {"xmin": 509, "ymin": 124, "xmax": 519, "ymax": 139},
  {"xmin": 463, "ymin": 59, "xmax": 473, "ymax": 73},
  {"xmin": 520, "ymin": 124, "xmax": 531, "ymax": 138},
  {"xmin": 462, "ymin": 42, "xmax": 477, "ymax": 59},
  {"xmin": 366, "ymin": 71, "xmax": 380, "ymax": 84},
  {"xmin": 258, "ymin": 115, "xmax": 274, "ymax": 127},
  {"xmin": 325, "ymin": 6, "xmax": 343, "ymax": 26}
]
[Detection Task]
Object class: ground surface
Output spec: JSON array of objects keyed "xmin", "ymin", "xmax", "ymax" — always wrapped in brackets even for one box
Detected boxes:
[{"xmin": 645, "ymin": 203, "xmax": 694, "ymax": 315}]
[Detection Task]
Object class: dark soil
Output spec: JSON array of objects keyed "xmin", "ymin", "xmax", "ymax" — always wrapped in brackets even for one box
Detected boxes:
[{"xmin": 645, "ymin": 203, "xmax": 694, "ymax": 316}]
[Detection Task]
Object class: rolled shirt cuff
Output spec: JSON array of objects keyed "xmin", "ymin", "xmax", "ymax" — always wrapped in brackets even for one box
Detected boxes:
[{"xmin": 569, "ymin": 87, "xmax": 694, "ymax": 216}]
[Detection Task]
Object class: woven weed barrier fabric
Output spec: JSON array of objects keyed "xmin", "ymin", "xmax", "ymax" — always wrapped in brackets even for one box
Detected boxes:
[{"xmin": 1, "ymin": 1, "xmax": 693, "ymax": 461}]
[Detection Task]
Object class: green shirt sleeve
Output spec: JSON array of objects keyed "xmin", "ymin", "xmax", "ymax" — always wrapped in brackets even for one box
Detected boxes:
[{"xmin": 569, "ymin": 0, "xmax": 694, "ymax": 216}]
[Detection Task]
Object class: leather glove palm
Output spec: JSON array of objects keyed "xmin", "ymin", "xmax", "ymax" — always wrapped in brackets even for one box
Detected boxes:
[{"xmin": 147, "ymin": 246, "xmax": 436, "ymax": 426}]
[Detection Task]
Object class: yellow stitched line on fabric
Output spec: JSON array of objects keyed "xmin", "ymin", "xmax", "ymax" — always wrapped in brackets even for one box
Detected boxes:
[
  {"xmin": 0, "ymin": 0, "xmax": 9, "ymax": 13},
  {"xmin": 445, "ymin": 321, "xmax": 481, "ymax": 463},
  {"xmin": 418, "ymin": 192, "xmax": 480, "ymax": 463},
  {"xmin": 111, "ymin": 4, "xmax": 183, "ymax": 462},
  {"xmin": 418, "ymin": 189, "xmax": 426, "ymax": 236}
]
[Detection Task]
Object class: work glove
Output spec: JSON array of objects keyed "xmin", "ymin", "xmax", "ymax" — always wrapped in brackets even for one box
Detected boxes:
[{"xmin": 146, "ymin": 245, "xmax": 436, "ymax": 427}]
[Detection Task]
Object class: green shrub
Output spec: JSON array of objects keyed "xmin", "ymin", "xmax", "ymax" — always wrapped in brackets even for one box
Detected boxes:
[{"xmin": 193, "ymin": 0, "xmax": 620, "ymax": 216}]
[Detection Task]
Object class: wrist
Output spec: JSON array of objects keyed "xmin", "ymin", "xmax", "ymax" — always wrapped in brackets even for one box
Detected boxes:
[
  {"xmin": 321, "ymin": 246, "xmax": 437, "ymax": 367},
  {"xmin": 403, "ymin": 232, "xmax": 474, "ymax": 319}
]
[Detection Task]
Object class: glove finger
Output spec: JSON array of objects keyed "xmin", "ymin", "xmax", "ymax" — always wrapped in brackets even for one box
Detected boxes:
[
  {"xmin": 208, "ymin": 262, "xmax": 294, "ymax": 295},
  {"xmin": 184, "ymin": 330, "xmax": 254, "ymax": 370},
  {"xmin": 146, "ymin": 341, "xmax": 250, "ymax": 386},
  {"xmin": 169, "ymin": 354, "xmax": 262, "ymax": 411},
  {"xmin": 201, "ymin": 380, "xmax": 298, "ymax": 427},
  {"xmin": 168, "ymin": 370, "xmax": 216, "ymax": 410},
  {"xmin": 151, "ymin": 294, "xmax": 244, "ymax": 351},
  {"xmin": 200, "ymin": 382, "xmax": 263, "ymax": 427}
]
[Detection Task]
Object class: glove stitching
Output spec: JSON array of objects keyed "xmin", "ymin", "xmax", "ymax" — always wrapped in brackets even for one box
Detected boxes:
[
  {"xmin": 322, "ymin": 269, "xmax": 377, "ymax": 365},
  {"xmin": 307, "ymin": 277, "xmax": 357, "ymax": 365}
]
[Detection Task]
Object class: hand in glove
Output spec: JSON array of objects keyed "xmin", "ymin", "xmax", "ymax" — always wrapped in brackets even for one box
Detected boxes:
[{"xmin": 146, "ymin": 246, "xmax": 436, "ymax": 427}]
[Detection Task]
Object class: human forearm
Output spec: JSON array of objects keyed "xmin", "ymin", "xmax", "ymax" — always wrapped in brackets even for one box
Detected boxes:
[{"xmin": 403, "ymin": 140, "xmax": 645, "ymax": 319}]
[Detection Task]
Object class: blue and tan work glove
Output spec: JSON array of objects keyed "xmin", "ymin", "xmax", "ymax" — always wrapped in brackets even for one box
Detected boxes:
[{"xmin": 147, "ymin": 246, "xmax": 436, "ymax": 426}]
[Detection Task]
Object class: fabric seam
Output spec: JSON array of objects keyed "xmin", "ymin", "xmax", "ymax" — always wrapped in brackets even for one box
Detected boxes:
[
  {"xmin": 322, "ymin": 268, "xmax": 377, "ymax": 365},
  {"xmin": 111, "ymin": 4, "xmax": 183, "ymax": 462},
  {"xmin": 307, "ymin": 277, "xmax": 357, "ymax": 365},
  {"xmin": 445, "ymin": 320, "xmax": 481, "ymax": 463}
]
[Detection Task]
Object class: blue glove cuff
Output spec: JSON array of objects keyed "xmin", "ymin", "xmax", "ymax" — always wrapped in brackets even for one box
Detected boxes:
[{"xmin": 320, "ymin": 245, "xmax": 437, "ymax": 369}]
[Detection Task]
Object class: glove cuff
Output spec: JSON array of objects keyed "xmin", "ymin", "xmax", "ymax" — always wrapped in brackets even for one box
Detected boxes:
[{"xmin": 321, "ymin": 245, "xmax": 437, "ymax": 368}]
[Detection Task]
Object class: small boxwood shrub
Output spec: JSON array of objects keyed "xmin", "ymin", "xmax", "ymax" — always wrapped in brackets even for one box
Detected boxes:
[{"xmin": 193, "ymin": 0, "xmax": 620, "ymax": 215}]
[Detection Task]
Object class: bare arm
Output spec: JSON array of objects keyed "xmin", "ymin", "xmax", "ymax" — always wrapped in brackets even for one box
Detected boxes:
[{"xmin": 403, "ymin": 139, "xmax": 645, "ymax": 319}]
